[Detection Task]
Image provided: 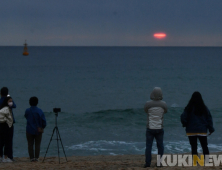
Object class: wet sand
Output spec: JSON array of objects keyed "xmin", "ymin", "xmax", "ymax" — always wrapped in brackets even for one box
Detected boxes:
[{"xmin": 0, "ymin": 153, "xmax": 222, "ymax": 169}]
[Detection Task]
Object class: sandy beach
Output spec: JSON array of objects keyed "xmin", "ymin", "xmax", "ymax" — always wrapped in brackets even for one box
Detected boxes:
[{"xmin": 0, "ymin": 153, "xmax": 222, "ymax": 170}]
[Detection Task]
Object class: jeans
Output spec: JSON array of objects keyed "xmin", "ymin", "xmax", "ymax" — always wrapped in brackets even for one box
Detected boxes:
[
  {"xmin": 26, "ymin": 133, "xmax": 42, "ymax": 159},
  {"xmin": 188, "ymin": 136, "xmax": 209, "ymax": 156},
  {"xmin": 145, "ymin": 128, "xmax": 164, "ymax": 166}
]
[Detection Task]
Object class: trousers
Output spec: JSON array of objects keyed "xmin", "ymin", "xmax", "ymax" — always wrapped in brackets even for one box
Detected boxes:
[
  {"xmin": 188, "ymin": 136, "xmax": 209, "ymax": 155},
  {"xmin": 26, "ymin": 132, "xmax": 42, "ymax": 159},
  {"xmin": 0, "ymin": 123, "xmax": 13, "ymax": 158},
  {"xmin": 145, "ymin": 128, "xmax": 164, "ymax": 166}
]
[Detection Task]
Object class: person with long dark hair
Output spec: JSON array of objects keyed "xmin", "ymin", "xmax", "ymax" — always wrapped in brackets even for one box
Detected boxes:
[
  {"xmin": 181, "ymin": 91, "xmax": 215, "ymax": 156},
  {"xmin": 0, "ymin": 97, "xmax": 14, "ymax": 163}
]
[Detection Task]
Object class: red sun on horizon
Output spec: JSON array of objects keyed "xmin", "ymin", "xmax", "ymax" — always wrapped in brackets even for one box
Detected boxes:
[{"xmin": 153, "ymin": 33, "xmax": 167, "ymax": 39}]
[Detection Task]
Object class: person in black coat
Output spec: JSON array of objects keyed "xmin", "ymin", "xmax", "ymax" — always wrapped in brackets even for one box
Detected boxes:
[{"xmin": 181, "ymin": 91, "xmax": 215, "ymax": 156}]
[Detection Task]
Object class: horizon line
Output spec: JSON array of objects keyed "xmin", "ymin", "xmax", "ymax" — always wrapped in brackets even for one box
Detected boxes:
[{"xmin": 0, "ymin": 45, "xmax": 222, "ymax": 47}]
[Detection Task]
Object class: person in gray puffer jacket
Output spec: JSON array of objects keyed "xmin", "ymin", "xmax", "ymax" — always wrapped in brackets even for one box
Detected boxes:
[{"xmin": 143, "ymin": 87, "xmax": 167, "ymax": 168}]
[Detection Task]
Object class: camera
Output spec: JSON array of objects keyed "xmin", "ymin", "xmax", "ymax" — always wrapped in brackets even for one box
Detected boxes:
[{"xmin": 53, "ymin": 108, "xmax": 61, "ymax": 113}]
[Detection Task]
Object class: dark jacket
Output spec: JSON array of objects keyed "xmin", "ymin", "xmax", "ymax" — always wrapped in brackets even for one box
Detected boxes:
[
  {"xmin": 180, "ymin": 107, "xmax": 215, "ymax": 133},
  {"xmin": 24, "ymin": 106, "xmax": 47, "ymax": 135}
]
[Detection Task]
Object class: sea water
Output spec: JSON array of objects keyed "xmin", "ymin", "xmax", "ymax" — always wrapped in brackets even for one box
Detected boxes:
[{"xmin": 0, "ymin": 46, "xmax": 222, "ymax": 157}]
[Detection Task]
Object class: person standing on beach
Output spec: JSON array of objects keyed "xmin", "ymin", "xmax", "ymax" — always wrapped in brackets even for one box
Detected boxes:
[
  {"xmin": 181, "ymin": 91, "xmax": 214, "ymax": 157},
  {"xmin": 0, "ymin": 87, "xmax": 16, "ymax": 161},
  {"xmin": 144, "ymin": 87, "xmax": 167, "ymax": 168},
  {"xmin": 0, "ymin": 97, "xmax": 14, "ymax": 162},
  {"xmin": 24, "ymin": 97, "xmax": 47, "ymax": 162}
]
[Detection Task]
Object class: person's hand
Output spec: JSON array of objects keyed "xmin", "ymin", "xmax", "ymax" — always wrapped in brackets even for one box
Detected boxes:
[{"xmin": 208, "ymin": 132, "xmax": 213, "ymax": 136}]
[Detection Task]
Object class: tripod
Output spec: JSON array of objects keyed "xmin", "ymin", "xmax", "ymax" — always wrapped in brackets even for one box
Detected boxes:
[{"xmin": 43, "ymin": 112, "xmax": 68, "ymax": 163}]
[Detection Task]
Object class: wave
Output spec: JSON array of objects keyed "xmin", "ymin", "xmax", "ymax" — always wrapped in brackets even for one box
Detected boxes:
[
  {"xmin": 68, "ymin": 140, "xmax": 145, "ymax": 154},
  {"xmin": 171, "ymin": 103, "xmax": 180, "ymax": 108},
  {"xmin": 68, "ymin": 140, "xmax": 222, "ymax": 155},
  {"xmin": 88, "ymin": 108, "xmax": 144, "ymax": 115},
  {"xmin": 43, "ymin": 107, "xmax": 185, "ymax": 128}
]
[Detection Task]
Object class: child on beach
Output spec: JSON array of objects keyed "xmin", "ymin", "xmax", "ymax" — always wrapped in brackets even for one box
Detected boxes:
[
  {"xmin": 0, "ymin": 97, "xmax": 14, "ymax": 163},
  {"xmin": 24, "ymin": 97, "xmax": 47, "ymax": 162},
  {"xmin": 181, "ymin": 91, "xmax": 214, "ymax": 157},
  {"xmin": 144, "ymin": 87, "xmax": 167, "ymax": 167}
]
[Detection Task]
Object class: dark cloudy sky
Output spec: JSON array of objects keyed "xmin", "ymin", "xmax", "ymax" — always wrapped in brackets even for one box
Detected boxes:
[{"xmin": 1, "ymin": 0, "xmax": 222, "ymax": 46}]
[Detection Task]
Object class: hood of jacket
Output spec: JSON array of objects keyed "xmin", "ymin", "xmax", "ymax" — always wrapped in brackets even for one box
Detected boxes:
[{"xmin": 150, "ymin": 87, "xmax": 163, "ymax": 100}]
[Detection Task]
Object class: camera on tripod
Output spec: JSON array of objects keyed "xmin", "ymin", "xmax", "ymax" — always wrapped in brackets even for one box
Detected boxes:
[
  {"xmin": 43, "ymin": 107, "xmax": 67, "ymax": 163},
  {"xmin": 53, "ymin": 108, "xmax": 61, "ymax": 113}
]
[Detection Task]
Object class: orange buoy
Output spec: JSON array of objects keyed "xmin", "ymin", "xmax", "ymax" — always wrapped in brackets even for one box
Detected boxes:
[{"xmin": 23, "ymin": 40, "xmax": 29, "ymax": 56}]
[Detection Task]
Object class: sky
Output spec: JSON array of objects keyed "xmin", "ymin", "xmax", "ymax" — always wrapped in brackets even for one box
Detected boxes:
[{"xmin": 1, "ymin": 0, "xmax": 222, "ymax": 46}]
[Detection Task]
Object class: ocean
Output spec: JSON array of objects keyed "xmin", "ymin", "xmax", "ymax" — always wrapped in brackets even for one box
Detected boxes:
[{"xmin": 0, "ymin": 46, "xmax": 222, "ymax": 157}]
